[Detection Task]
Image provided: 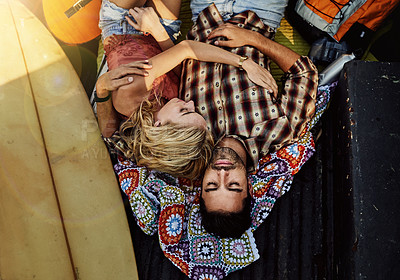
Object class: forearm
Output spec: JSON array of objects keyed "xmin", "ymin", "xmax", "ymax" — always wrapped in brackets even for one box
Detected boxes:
[
  {"xmin": 151, "ymin": 24, "xmax": 175, "ymax": 51},
  {"xmin": 148, "ymin": 39, "xmax": 276, "ymax": 92},
  {"xmin": 96, "ymin": 90, "xmax": 120, "ymax": 137},
  {"xmin": 153, "ymin": 29, "xmax": 181, "ymax": 76},
  {"xmin": 245, "ymin": 31, "xmax": 300, "ymax": 73},
  {"xmin": 148, "ymin": 40, "xmax": 244, "ymax": 80},
  {"xmin": 183, "ymin": 40, "xmax": 243, "ymax": 67}
]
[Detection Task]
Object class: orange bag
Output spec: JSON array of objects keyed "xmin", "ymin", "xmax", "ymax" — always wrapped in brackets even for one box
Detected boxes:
[{"xmin": 295, "ymin": 0, "xmax": 400, "ymax": 41}]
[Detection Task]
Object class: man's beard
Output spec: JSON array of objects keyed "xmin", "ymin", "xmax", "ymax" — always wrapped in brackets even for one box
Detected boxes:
[{"xmin": 208, "ymin": 146, "xmax": 245, "ymax": 171}]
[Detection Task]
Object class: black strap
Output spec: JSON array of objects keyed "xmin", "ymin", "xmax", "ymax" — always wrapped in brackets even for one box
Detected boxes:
[
  {"xmin": 93, "ymin": 90, "xmax": 111, "ymax": 103},
  {"xmin": 64, "ymin": 0, "xmax": 93, "ymax": 18}
]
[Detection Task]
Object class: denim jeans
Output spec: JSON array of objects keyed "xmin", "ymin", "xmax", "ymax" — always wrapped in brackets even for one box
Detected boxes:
[
  {"xmin": 190, "ymin": 0, "xmax": 288, "ymax": 30},
  {"xmin": 99, "ymin": 0, "xmax": 181, "ymax": 42}
]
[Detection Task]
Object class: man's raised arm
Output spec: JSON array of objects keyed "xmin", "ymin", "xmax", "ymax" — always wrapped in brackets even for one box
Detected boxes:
[
  {"xmin": 208, "ymin": 22, "xmax": 318, "ymax": 146},
  {"xmin": 208, "ymin": 23, "xmax": 300, "ymax": 72}
]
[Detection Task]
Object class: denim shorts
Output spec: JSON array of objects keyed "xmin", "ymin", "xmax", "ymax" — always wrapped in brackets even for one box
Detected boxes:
[
  {"xmin": 99, "ymin": 0, "xmax": 182, "ymax": 42},
  {"xmin": 190, "ymin": 0, "xmax": 288, "ymax": 30}
]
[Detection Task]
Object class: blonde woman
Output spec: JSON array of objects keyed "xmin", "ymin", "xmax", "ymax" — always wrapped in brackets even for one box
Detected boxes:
[{"xmin": 96, "ymin": 0, "xmax": 277, "ymax": 179}]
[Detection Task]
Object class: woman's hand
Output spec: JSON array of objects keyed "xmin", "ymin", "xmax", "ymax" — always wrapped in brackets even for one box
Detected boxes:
[
  {"xmin": 242, "ymin": 59, "xmax": 278, "ymax": 97},
  {"xmin": 208, "ymin": 23, "xmax": 254, "ymax": 48},
  {"xmin": 126, "ymin": 7, "xmax": 169, "ymax": 41},
  {"xmin": 96, "ymin": 61, "xmax": 152, "ymax": 97}
]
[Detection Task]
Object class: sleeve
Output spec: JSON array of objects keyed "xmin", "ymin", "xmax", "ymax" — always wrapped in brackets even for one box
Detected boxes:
[
  {"xmin": 103, "ymin": 130, "xmax": 129, "ymax": 158},
  {"xmin": 248, "ymin": 122, "xmax": 316, "ymax": 230},
  {"xmin": 114, "ymin": 156, "xmax": 165, "ymax": 235},
  {"xmin": 280, "ymin": 56, "xmax": 319, "ymax": 139}
]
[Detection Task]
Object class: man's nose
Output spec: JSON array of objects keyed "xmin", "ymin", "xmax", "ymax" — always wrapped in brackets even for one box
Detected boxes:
[{"xmin": 217, "ymin": 168, "xmax": 229, "ymax": 184}]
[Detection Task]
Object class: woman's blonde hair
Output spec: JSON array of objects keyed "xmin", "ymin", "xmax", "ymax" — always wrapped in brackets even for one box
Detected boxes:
[{"xmin": 119, "ymin": 99, "xmax": 214, "ymax": 180}]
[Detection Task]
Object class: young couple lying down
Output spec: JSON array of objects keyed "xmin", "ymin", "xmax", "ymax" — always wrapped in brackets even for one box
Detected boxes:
[{"xmin": 95, "ymin": 0, "xmax": 318, "ymax": 239}]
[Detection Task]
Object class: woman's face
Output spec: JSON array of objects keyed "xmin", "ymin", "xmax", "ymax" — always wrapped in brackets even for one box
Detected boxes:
[{"xmin": 155, "ymin": 98, "xmax": 207, "ymax": 128}]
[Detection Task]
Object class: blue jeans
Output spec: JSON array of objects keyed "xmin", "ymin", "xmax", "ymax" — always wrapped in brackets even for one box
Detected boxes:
[
  {"xmin": 99, "ymin": 0, "xmax": 182, "ymax": 42},
  {"xmin": 190, "ymin": 0, "xmax": 288, "ymax": 30}
]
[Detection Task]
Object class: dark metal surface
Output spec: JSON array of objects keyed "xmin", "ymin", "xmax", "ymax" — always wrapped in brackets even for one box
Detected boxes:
[{"xmin": 333, "ymin": 61, "xmax": 400, "ymax": 280}]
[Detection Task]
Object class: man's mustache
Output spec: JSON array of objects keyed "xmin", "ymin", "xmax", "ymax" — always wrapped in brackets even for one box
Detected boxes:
[{"xmin": 209, "ymin": 164, "xmax": 237, "ymax": 171}]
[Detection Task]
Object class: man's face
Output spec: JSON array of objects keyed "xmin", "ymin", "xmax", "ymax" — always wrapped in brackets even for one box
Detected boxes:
[{"xmin": 201, "ymin": 147, "xmax": 248, "ymax": 213}]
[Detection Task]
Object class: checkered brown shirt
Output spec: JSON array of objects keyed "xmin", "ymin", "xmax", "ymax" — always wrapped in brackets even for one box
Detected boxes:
[{"xmin": 179, "ymin": 4, "xmax": 318, "ymax": 170}]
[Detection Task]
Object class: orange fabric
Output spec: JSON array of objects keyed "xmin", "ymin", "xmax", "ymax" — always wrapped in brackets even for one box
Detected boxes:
[
  {"xmin": 333, "ymin": 0, "xmax": 374, "ymax": 41},
  {"xmin": 304, "ymin": 0, "xmax": 350, "ymax": 24},
  {"xmin": 358, "ymin": 0, "xmax": 400, "ymax": 30},
  {"xmin": 304, "ymin": 0, "xmax": 400, "ymax": 41}
]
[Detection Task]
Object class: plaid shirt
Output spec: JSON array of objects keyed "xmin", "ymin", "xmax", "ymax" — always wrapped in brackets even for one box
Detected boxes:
[{"xmin": 179, "ymin": 4, "xmax": 318, "ymax": 170}]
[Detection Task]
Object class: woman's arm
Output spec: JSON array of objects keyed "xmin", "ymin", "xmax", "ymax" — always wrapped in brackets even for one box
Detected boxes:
[
  {"xmin": 125, "ymin": 6, "xmax": 182, "ymax": 76},
  {"xmin": 126, "ymin": 7, "xmax": 174, "ymax": 52},
  {"xmin": 96, "ymin": 61, "xmax": 152, "ymax": 137},
  {"xmin": 144, "ymin": 40, "xmax": 278, "ymax": 93}
]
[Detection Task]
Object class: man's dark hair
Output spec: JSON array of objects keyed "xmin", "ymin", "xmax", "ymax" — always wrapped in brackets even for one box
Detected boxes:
[{"xmin": 199, "ymin": 194, "xmax": 252, "ymax": 238}]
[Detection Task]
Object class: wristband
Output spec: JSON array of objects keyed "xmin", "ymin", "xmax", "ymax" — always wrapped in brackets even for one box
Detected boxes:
[
  {"xmin": 94, "ymin": 90, "xmax": 112, "ymax": 103},
  {"xmin": 238, "ymin": 56, "xmax": 248, "ymax": 70}
]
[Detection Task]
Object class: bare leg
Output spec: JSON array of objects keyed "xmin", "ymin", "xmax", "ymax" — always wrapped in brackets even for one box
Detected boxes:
[
  {"xmin": 147, "ymin": 0, "xmax": 182, "ymax": 19},
  {"xmin": 108, "ymin": 0, "xmax": 147, "ymax": 10}
]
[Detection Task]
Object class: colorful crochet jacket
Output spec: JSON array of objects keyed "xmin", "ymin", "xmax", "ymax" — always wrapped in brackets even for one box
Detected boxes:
[{"xmin": 113, "ymin": 83, "xmax": 336, "ymax": 279}]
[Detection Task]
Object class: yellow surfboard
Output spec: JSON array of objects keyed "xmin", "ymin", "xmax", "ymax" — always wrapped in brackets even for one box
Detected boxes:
[{"xmin": 0, "ymin": 0, "xmax": 138, "ymax": 279}]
